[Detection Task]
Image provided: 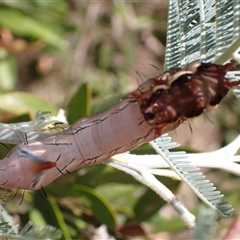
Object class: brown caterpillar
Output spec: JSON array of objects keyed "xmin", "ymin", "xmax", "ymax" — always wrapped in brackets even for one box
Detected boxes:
[{"xmin": 0, "ymin": 60, "xmax": 239, "ymax": 190}]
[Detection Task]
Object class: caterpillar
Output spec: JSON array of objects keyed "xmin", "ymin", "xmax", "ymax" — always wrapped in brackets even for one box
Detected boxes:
[{"xmin": 0, "ymin": 60, "xmax": 239, "ymax": 190}]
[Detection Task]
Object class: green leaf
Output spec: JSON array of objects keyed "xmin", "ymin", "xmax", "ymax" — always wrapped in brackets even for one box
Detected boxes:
[
  {"xmin": 0, "ymin": 49, "xmax": 17, "ymax": 91},
  {"xmin": 29, "ymin": 209, "xmax": 46, "ymax": 227},
  {"xmin": 1, "ymin": 0, "xmax": 66, "ymax": 14},
  {"xmin": 2, "ymin": 113, "xmax": 30, "ymax": 123},
  {"xmin": 0, "ymin": 8, "xmax": 67, "ymax": 50},
  {"xmin": 132, "ymin": 188, "xmax": 166, "ymax": 221},
  {"xmin": 132, "ymin": 177, "xmax": 181, "ymax": 221},
  {"xmin": 95, "ymin": 183, "xmax": 140, "ymax": 215},
  {"xmin": 33, "ymin": 191, "xmax": 70, "ymax": 240},
  {"xmin": 46, "ymin": 184, "xmax": 117, "ymax": 230},
  {"xmin": 67, "ymin": 83, "xmax": 91, "ymax": 124},
  {"xmin": 148, "ymin": 213, "xmax": 188, "ymax": 233},
  {"xmin": 73, "ymin": 164, "xmax": 109, "ymax": 187},
  {"xmin": 96, "ymin": 168, "xmax": 142, "ymax": 185},
  {"xmin": 0, "ymin": 92, "xmax": 58, "ymax": 119},
  {"xmin": 91, "ymin": 92, "xmax": 126, "ymax": 114}
]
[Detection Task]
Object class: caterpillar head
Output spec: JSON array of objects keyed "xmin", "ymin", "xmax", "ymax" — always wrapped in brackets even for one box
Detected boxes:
[{"xmin": 138, "ymin": 60, "xmax": 240, "ymax": 131}]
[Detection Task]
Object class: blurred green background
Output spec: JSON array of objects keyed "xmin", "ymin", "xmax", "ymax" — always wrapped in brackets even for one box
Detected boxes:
[{"xmin": 0, "ymin": 1, "xmax": 239, "ymax": 239}]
